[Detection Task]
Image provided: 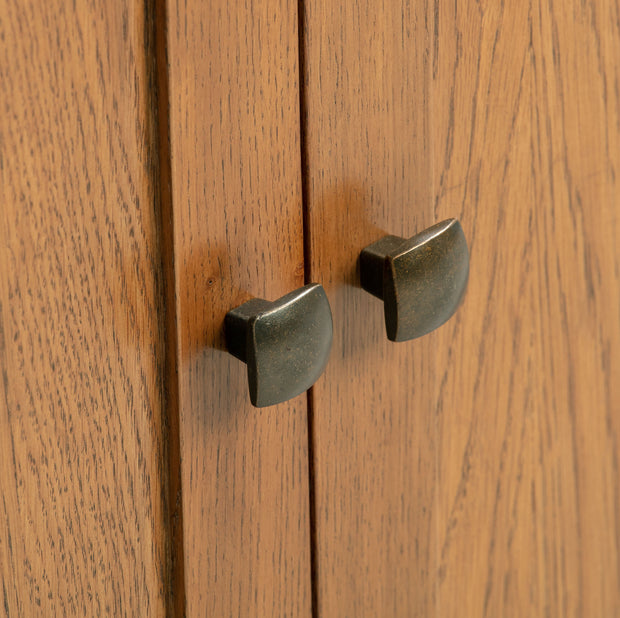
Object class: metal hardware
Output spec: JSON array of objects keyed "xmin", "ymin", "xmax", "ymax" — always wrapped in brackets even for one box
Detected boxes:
[
  {"xmin": 225, "ymin": 284, "xmax": 333, "ymax": 407},
  {"xmin": 359, "ymin": 218, "xmax": 469, "ymax": 342}
]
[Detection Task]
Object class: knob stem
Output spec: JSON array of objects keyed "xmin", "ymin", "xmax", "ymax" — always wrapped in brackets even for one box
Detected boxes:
[
  {"xmin": 359, "ymin": 235, "xmax": 406, "ymax": 299},
  {"xmin": 225, "ymin": 298, "xmax": 272, "ymax": 362}
]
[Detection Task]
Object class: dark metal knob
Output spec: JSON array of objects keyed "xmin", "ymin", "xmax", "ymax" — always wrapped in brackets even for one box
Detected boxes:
[
  {"xmin": 225, "ymin": 284, "xmax": 333, "ymax": 407},
  {"xmin": 359, "ymin": 218, "xmax": 469, "ymax": 342}
]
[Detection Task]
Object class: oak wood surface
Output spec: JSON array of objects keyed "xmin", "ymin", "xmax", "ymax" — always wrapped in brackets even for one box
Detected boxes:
[
  {"xmin": 0, "ymin": 0, "xmax": 170, "ymax": 614},
  {"xmin": 431, "ymin": 0, "xmax": 620, "ymax": 615},
  {"xmin": 163, "ymin": 0, "xmax": 313, "ymax": 615},
  {"xmin": 301, "ymin": 0, "xmax": 620, "ymax": 615}
]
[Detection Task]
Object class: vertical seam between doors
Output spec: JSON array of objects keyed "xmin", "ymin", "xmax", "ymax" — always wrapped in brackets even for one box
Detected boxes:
[
  {"xmin": 297, "ymin": 0, "xmax": 320, "ymax": 616},
  {"xmin": 152, "ymin": 0, "xmax": 186, "ymax": 614}
]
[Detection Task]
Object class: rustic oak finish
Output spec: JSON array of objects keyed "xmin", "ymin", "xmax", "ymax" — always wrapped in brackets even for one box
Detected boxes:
[
  {"xmin": 3, "ymin": 0, "xmax": 619, "ymax": 614},
  {"xmin": 301, "ymin": 0, "xmax": 620, "ymax": 616},
  {"xmin": 431, "ymin": 0, "xmax": 620, "ymax": 615},
  {"xmin": 163, "ymin": 0, "xmax": 312, "ymax": 614},
  {"xmin": 0, "ymin": 0, "xmax": 169, "ymax": 614}
]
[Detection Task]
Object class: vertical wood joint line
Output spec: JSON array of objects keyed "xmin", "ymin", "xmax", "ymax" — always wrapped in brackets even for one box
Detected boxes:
[
  {"xmin": 152, "ymin": 0, "xmax": 186, "ymax": 614},
  {"xmin": 297, "ymin": 0, "xmax": 320, "ymax": 616}
]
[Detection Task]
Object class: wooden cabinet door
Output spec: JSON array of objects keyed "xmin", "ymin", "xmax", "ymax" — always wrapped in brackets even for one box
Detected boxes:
[
  {"xmin": 301, "ymin": 0, "xmax": 620, "ymax": 616},
  {"xmin": 0, "ymin": 0, "xmax": 171, "ymax": 613},
  {"xmin": 162, "ymin": 0, "xmax": 313, "ymax": 615}
]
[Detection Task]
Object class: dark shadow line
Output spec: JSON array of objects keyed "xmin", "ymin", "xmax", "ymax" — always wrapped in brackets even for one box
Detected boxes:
[
  {"xmin": 151, "ymin": 0, "xmax": 186, "ymax": 614},
  {"xmin": 297, "ymin": 1, "xmax": 320, "ymax": 616}
]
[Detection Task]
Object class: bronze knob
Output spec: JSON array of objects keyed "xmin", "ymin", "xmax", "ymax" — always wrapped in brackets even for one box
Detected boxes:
[
  {"xmin": 359, "ymin": 219, "xmax": 469, "ymax": 342},
  {"xmin": 225, "ymin": 284, "xmax": 333, "ymax": 407}
]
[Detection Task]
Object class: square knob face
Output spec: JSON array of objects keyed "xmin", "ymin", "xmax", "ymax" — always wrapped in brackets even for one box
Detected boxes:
[
  {"xmin": 240, "ymin": 285, "xmax": 333, "ymax": 407},
  {"xmin": 383, "ymin": 219, "xmax": 469, "ymax": 341}
]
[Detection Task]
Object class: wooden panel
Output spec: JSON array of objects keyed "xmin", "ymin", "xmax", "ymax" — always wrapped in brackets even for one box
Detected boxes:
[
  {"xmin": 300, "ymin": 1, "xmax": 436, "ymax": 615},
  {"xmin": 302, "ymin": 0, "xmax": 620, "ymax": 616},
  {"xmin": 432, "ymin": 0, "xmax": 620, "ymax": 615},
  {"xmin": 0, "ymin": 0, "xmax": 169, "ymax": 614},
  {"xmin": 163, "ymin": 0, "xmax": 312, "ymax": 615}
]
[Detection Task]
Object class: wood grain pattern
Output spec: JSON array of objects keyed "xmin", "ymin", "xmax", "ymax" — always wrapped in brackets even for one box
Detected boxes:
[
  {"xmin": 300, "ymin": 0, "xmax": 437, "ymax": 614},
  {"xmin": 0, "ymin": 0, "xmax": 169, "ymax": 614},
  {"xmin": 163, "ymin": 0, "xmax": 313, "ymax": 615},
  {"xmin": 301, "ymin": 0, "xmax": 620, "ymax": 615},
  {"xmin": 431, "ymin": 0, "xmax": 620, "ymax": 615}
]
